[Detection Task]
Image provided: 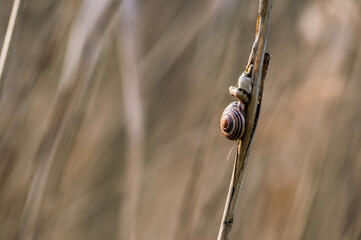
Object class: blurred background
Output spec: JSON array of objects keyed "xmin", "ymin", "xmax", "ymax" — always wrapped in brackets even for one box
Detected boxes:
[{"xmin": 0, "ymin": 0, "xmax": 360, "ymax": 239}]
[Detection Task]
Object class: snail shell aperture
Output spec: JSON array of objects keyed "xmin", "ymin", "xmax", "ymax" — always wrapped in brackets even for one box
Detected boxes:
[{"xmin": 220, "ymin": 101, "xmax": 246, "ymax": 141}]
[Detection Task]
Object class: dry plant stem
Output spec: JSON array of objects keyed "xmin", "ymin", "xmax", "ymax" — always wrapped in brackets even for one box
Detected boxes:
[
  {"xmin": 0, "ymin": 0, "xmax": 24, "ymax": 98},
  {"xmin": 217, "ymin": 0, "xmax": 273, "ymax": 239}
]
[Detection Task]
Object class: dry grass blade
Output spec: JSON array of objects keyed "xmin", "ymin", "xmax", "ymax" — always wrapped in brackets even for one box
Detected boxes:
[
  {"xmin": 116, "ymin": 0, "xmax": 144, "ymax": 239},
  {"xmin": 0, "ymin": 0, "xmax": 24, "ymax": 98},
  {"xmin": 16, "ymin": 1, "xmax": 118, "ymax": 239},
  {"xmin": 217, "ymin": 0, "xmax": 273, "ymax": 239}
]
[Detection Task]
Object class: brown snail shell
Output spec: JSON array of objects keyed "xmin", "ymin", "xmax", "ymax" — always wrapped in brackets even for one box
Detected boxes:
[{"xmin": 220, "ymin": 101, "xmax": 246, "ymax": 141}]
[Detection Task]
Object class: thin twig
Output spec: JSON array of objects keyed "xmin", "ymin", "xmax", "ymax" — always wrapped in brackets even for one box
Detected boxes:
[
  {"xmin": 217, "ymin": 0, "xmax": 273, "ymax": 239},
  {"xmin": 0, "ymin": 0, "xmax": 24, "ymax": 98}
]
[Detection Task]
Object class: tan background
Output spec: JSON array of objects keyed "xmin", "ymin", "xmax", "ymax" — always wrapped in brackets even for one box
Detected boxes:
[{"xmin": 0, "ymin": 0, "xmax": 360, "ymax": 239}]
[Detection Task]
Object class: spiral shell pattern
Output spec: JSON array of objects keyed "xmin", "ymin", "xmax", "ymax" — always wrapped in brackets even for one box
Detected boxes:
[{"xmin": 220, "ymin": 101, "xmax": 245, "ymax": 140}]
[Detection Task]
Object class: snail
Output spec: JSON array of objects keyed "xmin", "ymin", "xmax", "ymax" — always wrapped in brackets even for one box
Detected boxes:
[
  {"xmin": 220, "ymin": 101, "xmax": 246, "ymax": 140},
  {"xmin": 229, "ymin": 64, "xmax": 253, "ymax": 103},
  {"xmin": 221, "ymin": 65, "xmax": 253, "ymax": 141}
]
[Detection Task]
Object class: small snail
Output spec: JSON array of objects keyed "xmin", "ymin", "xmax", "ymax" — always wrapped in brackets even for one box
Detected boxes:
[
  {"xmin": 220, "ymin": 101, "xmax": 246, "ymax": 141},
  {"xmin": 221, "ymin": 64, "xmax": 253, "ymax": 141},
  {"xmin": 229, "ymin": 64, "xmax": 253, "ymax": 103}
]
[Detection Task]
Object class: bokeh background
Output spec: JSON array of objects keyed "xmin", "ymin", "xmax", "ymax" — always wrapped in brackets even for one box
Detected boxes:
[{"xmin": 0, "ymin": 0, "xmax": 360, "ymax": 239}]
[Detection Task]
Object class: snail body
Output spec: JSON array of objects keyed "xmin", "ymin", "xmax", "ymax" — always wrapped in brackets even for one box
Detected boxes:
[
  {"xmin": 220, "ymin": 101, "xmax": 246, "ymax": 141},
  {"xmin": 237, "ymin": 64, "xmax": 253, "ymax": 94},
  {"xmin": 238, "ymin": 72, "xmax": 252, "ymax": 94},
  {"xmin": 229, "ymin": 64, "xmax": 254, "ymax": 103}
]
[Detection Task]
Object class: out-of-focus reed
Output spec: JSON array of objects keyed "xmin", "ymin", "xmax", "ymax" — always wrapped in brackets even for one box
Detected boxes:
[{"xmin": 0, "ymin": 0, "xmax": 360, "ymax": 239}]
